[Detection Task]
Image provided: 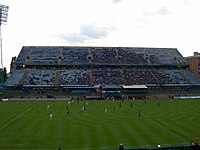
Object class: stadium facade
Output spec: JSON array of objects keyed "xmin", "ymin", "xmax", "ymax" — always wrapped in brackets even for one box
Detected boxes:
[
  {"xmin": 4, "ymin": 46, "xmax": 200, "ymax": 99},
  {"xmin": 185, "ymin": 52, "xmax": 200, "ymax": 79}
]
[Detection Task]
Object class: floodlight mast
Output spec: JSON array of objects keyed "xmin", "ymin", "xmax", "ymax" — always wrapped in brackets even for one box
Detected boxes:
[{"xmin": 0, "ymin": 4, "xmax": 9, "ymax": 69}]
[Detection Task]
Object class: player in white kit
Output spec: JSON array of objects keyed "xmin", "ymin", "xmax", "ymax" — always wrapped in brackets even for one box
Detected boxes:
[{"xmin": 50, "ymin": 113, "xmax": 53, "ymax": 120}]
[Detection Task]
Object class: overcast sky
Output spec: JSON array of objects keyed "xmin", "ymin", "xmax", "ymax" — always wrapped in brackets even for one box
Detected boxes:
[{"xmin": 0, "ymin": 0, "xmax": 200, "ymax": 72}]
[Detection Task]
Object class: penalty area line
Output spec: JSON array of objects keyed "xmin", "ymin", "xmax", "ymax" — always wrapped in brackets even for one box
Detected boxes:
[
  {"xmin": 0, "ymin": 105, "xmax": 37, "ymax": 131},
  {"xmin": 61, "ymin": 146, "xmax": 116, "ymax": 150},
  {"xmin": 146, "ymin": 118, "xmax": 188, "ymax": 143},
  {"xmin": 130, "ymin": 103, "xmax": 188, "ymax": 144}
]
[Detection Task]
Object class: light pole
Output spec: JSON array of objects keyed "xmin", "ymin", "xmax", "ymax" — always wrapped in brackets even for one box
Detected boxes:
[
  {"xmin": 0, "ymin": 4, "xmax": 8, "ymax": 83},
  {"xmin": 0, "ymin": 4, "xmax": 9, "ymax": 69}
]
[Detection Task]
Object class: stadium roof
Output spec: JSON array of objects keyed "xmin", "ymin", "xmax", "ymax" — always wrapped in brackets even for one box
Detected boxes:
[
  {"xmin": 61, "ymin": 85, "xmax": 95, "ymax": 89},
  {"xmin": 101, "ymin": 85, "xmax": 121, "ymax": 89},
  {"xmin": 121, "ymin": 85, "xmax": 148, "ymax": 89}
]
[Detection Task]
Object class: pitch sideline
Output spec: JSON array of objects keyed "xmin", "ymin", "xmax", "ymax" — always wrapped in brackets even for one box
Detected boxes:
[{"xmin": 0, "ymin": 104, "xmax": 37, "ymax": 131}]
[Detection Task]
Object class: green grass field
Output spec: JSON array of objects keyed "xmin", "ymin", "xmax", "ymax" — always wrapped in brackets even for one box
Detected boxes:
[{"xmin": 0, "ymin": 99, "xmax": 199, "ymax": 150}]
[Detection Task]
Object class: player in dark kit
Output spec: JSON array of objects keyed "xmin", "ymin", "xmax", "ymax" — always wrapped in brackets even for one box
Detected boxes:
[
  {"xmin": 139, "ymin": 110, "xmax": 141, "ymax": 117},
  {"xmin": 119, "ymin": 143, "xmax": 124, "ymax": 150},
  {"xmin": 119, "ymin": 102, "xmax": 121, "ymax": 108}
]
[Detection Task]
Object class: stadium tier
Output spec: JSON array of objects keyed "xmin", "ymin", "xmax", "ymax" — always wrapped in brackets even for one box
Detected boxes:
[
  {"xmin": 4, "ymin": 46, "xmax": 200, "ymax": 98},
  {"xmin": 14, "ymin": 46, "xmax": 189, "ymax": 66}
]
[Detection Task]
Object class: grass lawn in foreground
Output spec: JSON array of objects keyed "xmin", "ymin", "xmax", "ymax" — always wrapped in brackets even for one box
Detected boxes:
[{"xmin": 0, "ymin": 99, "xmax": 199, "ymax": 150}]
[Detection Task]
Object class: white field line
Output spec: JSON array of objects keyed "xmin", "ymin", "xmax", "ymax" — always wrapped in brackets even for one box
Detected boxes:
[
  {"xmin": 0, "ymin": 105, "xmax": 37, "ymax": 131},
  {"xmin": 0, "ymin": 102, "xmax": 25, "ymax": 125},
  {"xmin": 130, "ymin": 103, "xmax": 188, "ymax": 143},
  {"xmin": 0, "ymin": 107, "xmax": 30, "ymax": 126},
  {"xmin": 56, "ymin": 147, "xmax": 115, "ymax": 150},
  {"xmin": 0, "ymin": 114, "xmax": 15, "ymax": 126}
]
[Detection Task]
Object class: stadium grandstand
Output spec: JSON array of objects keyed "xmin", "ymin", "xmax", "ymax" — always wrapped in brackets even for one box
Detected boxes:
[{"xmin": 4, "ymin": 46, "xmax": 200, "ymax": 99}]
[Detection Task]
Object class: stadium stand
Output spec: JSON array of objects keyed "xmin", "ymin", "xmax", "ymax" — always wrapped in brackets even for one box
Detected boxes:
[
  {"xmin": 123, "ymin": 69, "xmax": 158, "ymax": 85},
  {"xmin": 23, "ymin": 70, "xmax": 56, "ymax": 85},
  {"xmin": 4, "ymin": 46, "xmax": 200, "ymax": 99},
  {"xmin": 179, "ymin": 70, "xmax": 200, "ymax": 85},
  {"xmin": 13, "ymin": 46, "xmax": 188, "ymax": 66},
  {"xmin": 154, "ymin": 70, "xmax": 188, "ymax": 85},
  {"xmin": 59, "ymin": 70, "xmax": 90, "ymax": 85},
  {"xmin": 5, "ymin": 70, "xmax": 25, "ymax": 87},
  {"xmin": 91, "ymin": 68, "xmax": 123, "ymax": 85}
]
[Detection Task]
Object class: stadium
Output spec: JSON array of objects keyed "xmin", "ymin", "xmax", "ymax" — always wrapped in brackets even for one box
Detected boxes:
[
  {"xmin": 4, "ymin": 46, "xmax": 200, "ymax": 99},
  {"xmin": 1, "ymin": 46, "xmax": 200, "ymax": 150},
  {"xmin": 5, "ymin": 46, "xmax": 200, "ymax": 99}
]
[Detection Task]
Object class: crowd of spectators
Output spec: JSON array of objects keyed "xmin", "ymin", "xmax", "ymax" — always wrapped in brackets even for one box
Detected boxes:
[
  {"xmin": 91, "ymin": 68, "xmax": 124, "ymax": 85},
  {"xmin": 59, "ymin": 70, "xmax": 90, "ymax": 85},
  {"xmin": 117, "ymin": 48, "xmax": 147, "ymax": 64},
  {"xmin": 145, "ymin": 48, "xmax": 180, "ymax": 65},
  {"xmin": 6, "ymin": 68, "xmax": 196, "ymax": 86},
  {"xmin": 154, "ymin": 70, "xmax": 188, "ymax": 85},
  {"xmin": 61, "ymin": 47, "xmax": 89, "ymax": 64},
  {"xmin": 5, "ymin": 69, "xmax": 199, "ymax": 87},
  {"xmin": 6, "ymin": 46, "xmax": 199, "ymax": 87},
  {"xmin": 23, "ymin": 70, "xmax": 56, "ymax": 85},
  {"xmin": 14, "ymin": 46, "xmax": 188, "ymax": 66},
  {"xmin": 123, "ymin": 69, "xmax": 159, "ymax": 85},
  {"xmin": 91, "ymin": 47, "xmax": 117, "ymax": 64}
]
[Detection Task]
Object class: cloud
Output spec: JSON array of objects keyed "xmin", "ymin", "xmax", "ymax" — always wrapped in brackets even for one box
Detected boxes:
[
  {"xmin": 143, "ymin": 6, "xmax": 171, "ymax": 17},
  {"xmin": 58, "ymin": 33, "xmax": 86, "ymax": 44},
  {"xmin": 57, "ymin": 24, "xmax": 109, "ymax": 44},
  {"xmin": 182, "ymin": 0, "xmax": 189, "ymax": 5},
  {"xmin": 134, "ymin": 17, "xmax": 149, "ymax": 29},
  {"xmin": 80, "ymin": 25, "xmax": 108, "ymax": 39},
  {"xmin": 112, "ymin": 0, "xmax": 122, "ymax": 4},
  {"xmin": 142, "ymin": 11, "xmax": 155, "ymax": 17},
  {"xmin": 156, "ymin": 6, "xmax": 171, "ymax": 16}
]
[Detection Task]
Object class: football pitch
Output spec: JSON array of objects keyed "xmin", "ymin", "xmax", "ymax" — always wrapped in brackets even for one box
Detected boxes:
[{"xmin": 0, "ymin": 99, "xmax": 199, "ymax": 150}]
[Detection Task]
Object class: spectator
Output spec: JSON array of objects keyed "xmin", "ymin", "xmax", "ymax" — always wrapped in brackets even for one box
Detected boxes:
[
  {"xmin": 191, "ymin": 140, "xmax": 195, "ymax": 148},
  {"xmin": 195, "ymin": 139, "xmax": 198, "ymax": 148}
]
